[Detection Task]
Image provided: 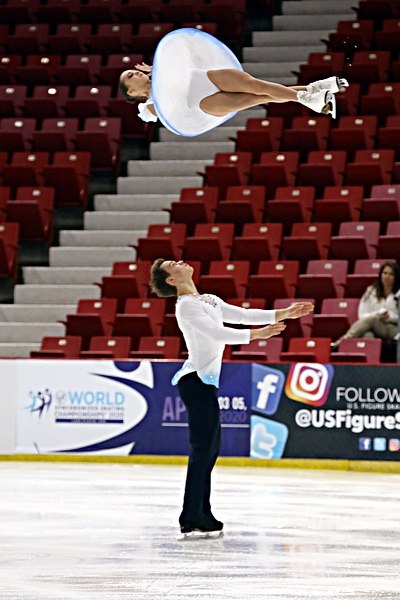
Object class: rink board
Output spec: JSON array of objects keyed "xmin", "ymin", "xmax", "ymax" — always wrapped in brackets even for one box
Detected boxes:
[{"xmin": 0, "ymin": 360, "xmax": 399, "ymax": 461}]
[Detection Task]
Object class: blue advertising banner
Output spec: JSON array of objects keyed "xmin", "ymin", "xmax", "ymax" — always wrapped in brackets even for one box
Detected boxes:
[
  {"xmin": 249, "ymin": 362, "xmax": 400, "ymax": 461},
  {"xmin": 16, "ymin": 360, "xmax": 252, "ymax": 457}
]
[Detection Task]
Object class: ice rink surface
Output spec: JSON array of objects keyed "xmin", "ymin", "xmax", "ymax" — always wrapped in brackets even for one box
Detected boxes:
[{"xmin": 1, "ymin": 461, "xmax": 400, "ymax": 600}]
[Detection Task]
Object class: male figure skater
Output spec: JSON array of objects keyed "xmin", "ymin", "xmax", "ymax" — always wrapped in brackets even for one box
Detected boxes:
[{"xmin": 150, "ymin": 259, "xmax": 314, "ymax": 538}]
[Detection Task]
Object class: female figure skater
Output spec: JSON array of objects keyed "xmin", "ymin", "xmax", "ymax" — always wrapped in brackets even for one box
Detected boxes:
[{"xmin": 118, "ymin": 28, "xmax": 348, "ymax": 137}]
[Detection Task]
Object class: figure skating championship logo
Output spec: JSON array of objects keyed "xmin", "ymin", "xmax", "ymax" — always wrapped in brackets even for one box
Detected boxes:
[
  {"xmin": 23, "ymin": 361, "xmax": 154, "ymax": 455},
  {"xmin": 250, "ymin": 365, "xmax": 288, "ymax": 459}
]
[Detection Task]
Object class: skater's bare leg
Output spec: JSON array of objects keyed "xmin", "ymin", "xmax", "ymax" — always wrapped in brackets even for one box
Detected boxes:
[
  {"xmin": 207, "ymin": 69, "xmax": 304, "ymax": 102},
  {"xmin": 200, "ymin": 91, "xmax": 271, "ymax": 117}
]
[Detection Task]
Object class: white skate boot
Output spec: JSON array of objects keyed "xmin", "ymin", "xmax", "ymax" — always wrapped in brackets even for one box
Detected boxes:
[
  {"xmin": 306, "ymin": 76, "xmax": 349, "ymax": 94},
  {"xmin": 297, "ymin": 89, "xmax": 336, "ymax": 118}
]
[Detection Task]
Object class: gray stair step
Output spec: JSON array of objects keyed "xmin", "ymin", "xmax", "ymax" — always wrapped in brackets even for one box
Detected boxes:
[
  {"xmin": 243, "ymin": 46, "xmax": 323, "ymax": 62},
  {"xmin": 242, "ymin": 62, "xmax": 300, "ymax": 79},
  {"xmin": 14, "ymin": 284, "xmax": 100, "ymax": 305},
  {"xmin": 150, "ymin": 141, "xmax": 235, "ymax": 160},
  {"xmin": 84, "ymin": 211, "xmax": 168, "ymax": 231},
  {"xmin": 0, "ymin": 323, "xmax": 65, "ymax": 343},
  {"xmin": 126, "ymin": 160, "xmax": 211, "ymax": 177},
  {"xmin": 159, "ymin": 126, "xmax": 244, "ymax": 142},
  {"xmin": 0, "ymin": 305, "xmax": 75, "ymax": 322},
  {"xmin": 253, "ymin": 30, "xmax": 332, "ymax": 46},
  {"xmin": 59, "ymin": 230, "xmax": 145, "ymax": 247},
  {"xmin": 94, "ymin": 194, "xmax": 177, "ymax": 212},
  {"xmin": 49, "ymin": 247, "xmax": 136, "ymax": 267},
  {"xmin": 282, "ymin": 0, "xmax": 355, "ymax": 14},
  {"xmin": 273, "ymin": 14, "xmax": 353, "ymax": 30},
  {"xmin": 0, "ymin": 343, "xmax": 39, "ymax": 358},
  {"xmin": 117, "ymin": 176, "xmax": 202, "ymax": 195},
  {"xmin": 23, "ymin": 267, "xmax": 112, "ymax": 285}
]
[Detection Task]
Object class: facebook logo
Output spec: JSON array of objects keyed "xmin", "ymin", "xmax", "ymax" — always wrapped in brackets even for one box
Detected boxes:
[
  {"xmin": 251, "ymin": 364, "xmax": 285, "ymax": 416},
  {"xmin": 359, "ymin": 437, "xmax": 372, "ymax": 451},
  {"xmin": 250, "ymin": 415, "xmax": 289, "ymax": 459}
]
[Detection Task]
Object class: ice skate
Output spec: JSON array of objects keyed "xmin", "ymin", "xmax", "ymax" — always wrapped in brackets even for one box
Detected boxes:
[
  {"xmin": 177, "ymin": 515, "xmax": 224, "ymax": 541},
  {"xmin": 307, "ymin": 76, "xmax": 349, "ymax": 95},
  {"xmin": 297, "ymin": 89, "xmax": 336, "ymax": 118}
]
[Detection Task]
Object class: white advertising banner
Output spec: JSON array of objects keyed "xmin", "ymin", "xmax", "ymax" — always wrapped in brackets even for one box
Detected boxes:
[
  {"xmin": 0, "ymin": 360, "xmax": 18, "ymax": 453},
  {"xmin": 15, "ymin": 360, "xmax": 155, "ymax": 455}
]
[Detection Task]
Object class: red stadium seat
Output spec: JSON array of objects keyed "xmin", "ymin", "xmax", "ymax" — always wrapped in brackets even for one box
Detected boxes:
[
  {"xmin": 250, "ymin": 151, "xmax": 299, "ymax": 197},
  {"xmin": 57, "ymin": 55, "xmax": 102, "ymax": 86},
  {"xmin": 231, "ymin": 338, "xmax": 283, "ymax": 362},
  {"xmin": 345, "ymin": 258, "xmax": 396, "ymax": 297},
  {"xmin": 48, "ymin": 24, "xmax": 92, "ymax": 54},
  {"xmin": 282, "ymin": 222, "xmax": 332, "ymax": 265},
  {"xmin": 248, "ymin": 261, "xmax": 299, "ymax": 304},
  {"xmin": 6, "ymin": 24, "xmax": 49, "ymax": 55},
  {"xmin": 168, "ymin": 187, "xmax": 218, "ymax": 234},
  {"xmin": 329, "ymin": 221, "xmax": 379, "ymax": 266},
  {"xmin": 311, "ymin": 298, "xmax": 359, "ymax": 339},
  {"xmin": 2, "ymin": 152, "xmax": 49, "ymax": 191},
  {"xmin": 297, "ymin": 259, "xmax": 348, "ymax": 310},
  {"xmin": 204, "ymin": 152, "xmax": 252, "ymax": 198},
  {"xmin": 280, "ymin": 337, "xmax": 332, "ymax": 363},
  {"xmin": 199, "ymin": 260, "xmax": 250, "ymax": 299},
  {"xmin": 282, "ymin": 116, "xmax": 330, "ymax": 158},
  {"xmin": 216, "ymin": 186, "xmax": 265, "ymax": 232},
  {"xmin": 0, "ymin": 221, "xmax": 19, "ymax": 281},
  {"xmin": 231, "ymin": 222, "xmax": 282, "ymax": 267},
  {"xmin": 313, "ymin": 186, "xmax": 363, "ymax": 233},
  {"xmin": 0, "ymin": 84, "xmax": 26, "ymax": 118},
  {"xmin": 80, "ymin": 336, "xmax": 132, "ymax": 359},
  {"xmin": 346, "ymin": 149, "xmax": 395, "ymax": 190},
  {"xmin": 377, "ymin": 221, "xmax": 400, "ymax": 260},
  {"xmin": 6, "ymin": 186, "xmax": 54, "ymax": 243},
  {"xmin": 64, "ymin": 298, "xmax": 118, "ymax": 350},
  {"xmin": 267, "ymin": 186, "xmax": 314, "ymax": 233},
  {"xmin": 378, "ymin": 114, "xmax": 400, "ymax": 159},
  {"xmin": 33, "ymin": 118, "xmax": 79, "ymax": 152},
  {"xmin": 130, "ymin": 335, "xmax": 182, "ymax": 359},
  {"xmin": 297, "ymin": 151, "xmax": 346, "ymax": 191},
  {"xmin": 30, "ymin": 336, "xmax": 82, "ymax": 359},
  {"xmin": 76, "ymin": 117, "xmax": 121, "ymax": 171},
  {"xmin": 331, "ymin": 338, "xmax": 382, "ymax": 363},
  {"xmin": 345, "ymin": 51, "xmax": 391, "ymax": 88},
  {"xmin": 0, "ymin": 117, "xmax": 37, "ymax": 151},
  {"xmin": 23, "ymin": 85, "xmax": 70, "ymax": 120},
  {"xmin": 16, "ymin": 55, "xmax": 62, "ymax": 86},
  {"xmin": 112, "ymin": 298, "xmax": 166, "ymax": 349},
  {"xmin": 330, "ymin": 116, "xmax": 378, "ymax": 156},
  {"xmin": 184, "ymin": 223, "xmax": 234, "ymax": 266},
  {"xmin": 135, "ymin": 224, "xmax": 187, "ymax": 262},
  {"xmin": 89, "ymin": 24, "xmax": 133, "ymax": 55}
]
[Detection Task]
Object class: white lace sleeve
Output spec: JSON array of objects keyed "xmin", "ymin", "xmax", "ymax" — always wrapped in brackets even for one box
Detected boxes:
[{"xmin": 137, "ymin": 100, "xmax": 158, "ymax": 123}]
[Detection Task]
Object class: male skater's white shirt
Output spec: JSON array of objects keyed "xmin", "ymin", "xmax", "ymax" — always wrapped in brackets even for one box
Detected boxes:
[{"xmin": 172, "ymin": 294, "xmax": 276, "ymax": 387}]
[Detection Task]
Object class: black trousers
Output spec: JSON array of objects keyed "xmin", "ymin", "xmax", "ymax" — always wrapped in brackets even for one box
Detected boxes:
[{"xmin": 177, "ymin": 371, "xmax": 221, "ymax": 524}]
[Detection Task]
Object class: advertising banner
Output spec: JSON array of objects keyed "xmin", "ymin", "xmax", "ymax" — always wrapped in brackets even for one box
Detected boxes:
[
  {"xmin": 0, "ymin": 360, "xmax": 18, "ymax": 453},
  {"xmin": 15, "ymin": 360, "xmax": 252, "ymax": 457},
  {"xmin": 250, "ymin": 362, "xmax": 400, "ymax": 461}
]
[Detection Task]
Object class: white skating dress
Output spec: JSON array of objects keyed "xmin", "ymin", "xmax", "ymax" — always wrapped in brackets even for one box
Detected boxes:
[{"xmin": 145, "ymin": 28, "xmax": 243, "ymax": 137}]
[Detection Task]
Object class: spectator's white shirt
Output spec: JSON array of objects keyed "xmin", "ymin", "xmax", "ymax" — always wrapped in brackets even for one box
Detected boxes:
[
  {"xmin": 172, "ymin": 294, "xmax": 276, "ymax": 387},
  {"xmin": 358, "ymin": 285, "xmax": 398, "ymax": 323}
]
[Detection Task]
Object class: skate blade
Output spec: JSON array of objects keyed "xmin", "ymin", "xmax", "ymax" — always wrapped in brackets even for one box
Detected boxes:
[
  {"xmin": 321, "ymin": 92, "xmax": 336, "ymax": 119},
  {"xmin": 177, "ymin": 530, "xmax": 224, "ymax": 542}
]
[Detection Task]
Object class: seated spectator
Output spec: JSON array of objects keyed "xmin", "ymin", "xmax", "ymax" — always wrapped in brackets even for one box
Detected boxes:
[{"xmin": 331, "ymin": 261, "xmax": 400, "ymax": 348}]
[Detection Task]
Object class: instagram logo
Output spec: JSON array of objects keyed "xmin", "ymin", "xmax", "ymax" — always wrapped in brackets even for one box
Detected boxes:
[{"xmin": 285, "ymin": 363, "xmax": 333, "ymax": 406}]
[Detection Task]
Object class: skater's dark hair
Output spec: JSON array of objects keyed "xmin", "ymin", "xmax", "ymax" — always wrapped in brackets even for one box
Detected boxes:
[
  {"xmin": 118, "ymin": 77, "xmax": 139, "ymax": 104},
  {"xmin": 150, "ymin": 258, "xmax": 177, "ymax": 297}
]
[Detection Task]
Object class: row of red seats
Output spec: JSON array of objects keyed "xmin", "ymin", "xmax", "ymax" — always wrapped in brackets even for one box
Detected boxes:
[
  {"xmin": 0, "ymin": 187, "xmax": 53, "ymax": 244},
  {"xmin": 95, "ymin": 257, "xmax": 398, "ymax": 312},
  {"xmin": 30, "ymin": 334, "xmax": 383, "ymax": 364},
  {"xmin": 169, "ymin": 184, "xmax": 400, "ymax": 235},
  {"xmin": 136, "ymin": 222, "xmax": 399, "ymax": 270},
  {"xmin": 322, "ymin": 19, "xmax": 400, "ymax": 56},
  {"xmin": 42, "ymin": 295, "xmax": 389, "ymax": 356},
  {"xmin": 0, "ymin": 0, "xmax": 246, "ymax": 37},
  {"xmin": 0, "ymin": 151, "xmax": 90, "ymax": 204},
  {"xmin": 0, "ymin": 117, "xmax": 121, "ymax": 163},
  {"xmin": 201, "ymin": 150, "xmax": 400, "ymax": 198},
  {"xmin": 236, "ymin": 114, "xmax": 400, "ymax": 159}
]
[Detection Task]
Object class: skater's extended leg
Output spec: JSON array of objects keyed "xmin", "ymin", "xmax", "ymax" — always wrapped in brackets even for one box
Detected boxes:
[
  {"xmin": 207, "ymin": 69, "xmax": 300, "ymax": 101},
  {"xmin": 200, "ymin": 91, "xmax": 271, "ymax": 117}
]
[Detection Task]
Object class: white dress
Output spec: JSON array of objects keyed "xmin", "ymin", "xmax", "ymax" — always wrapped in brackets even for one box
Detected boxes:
[{"xmin": 141, "ymin": 28, "xmax": 243, "ymax": 137}]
